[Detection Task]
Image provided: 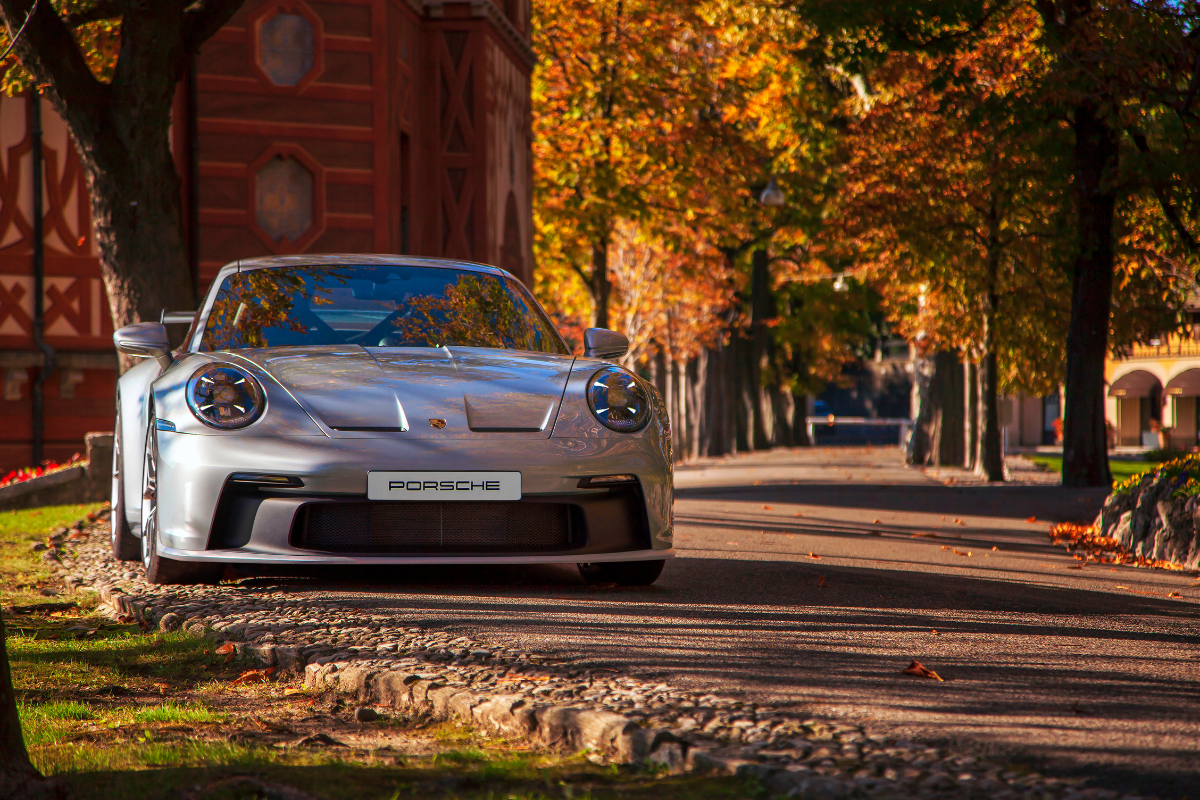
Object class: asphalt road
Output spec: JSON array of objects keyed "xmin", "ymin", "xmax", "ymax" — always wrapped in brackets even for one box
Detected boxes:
[{"xmin": 244, "ymin": 447, "xmax": 1200, "ymax": 797}]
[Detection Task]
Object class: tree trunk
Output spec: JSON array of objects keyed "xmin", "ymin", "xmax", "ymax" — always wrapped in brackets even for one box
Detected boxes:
[
  {"xmin": 964, "ymin": 361, "xmax": 978, "ymax": 470},
  {"xmin": 908, "ymin": 350, "xmax": 966, "ymax": 466},
  {"xmin": 1063, "ymin": 102, "xmax": 1116, "ymax": 487},
  {"xmin": 977, "ymin": 220, "xmax": 1005, "ymax": 481},
  {"xmin": 701, "ymin": 344, "xmax": 724, "ymax": 456},
  {"xmin": 0, "ymin": 613, "xmax": 63, "ymax": 800},
  {"xmin": 686, "ymin": 355, "xmax": 704, "ymax": 461},
  {"xmin": 590, "ymin": 237, "xmax": 611, "ymax": 329},
  {"xmin": 731, "ymin": 334, "xmax": 753, "ymax": 452},
  {"xmin": 749, "ymin": 249, "xmax": 774, "ymax": 450},
  {"xmin": 769, "ymin": 386, "xmax": 793, "ymax": 447},
  {"xmin": 793, "ymin": 393, "xmax": 813, "ymax": 446}
]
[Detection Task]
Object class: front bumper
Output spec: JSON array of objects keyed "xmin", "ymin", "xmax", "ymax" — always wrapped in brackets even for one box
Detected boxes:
[{"xmin": 154, "ymin": 431, "xmax": 673, "ymax": 564}]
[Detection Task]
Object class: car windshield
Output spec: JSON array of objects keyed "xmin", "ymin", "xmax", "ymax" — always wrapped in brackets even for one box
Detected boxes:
[{"xmin": 199, "ymin": 264, "xmax": 569, "ymax": 354}]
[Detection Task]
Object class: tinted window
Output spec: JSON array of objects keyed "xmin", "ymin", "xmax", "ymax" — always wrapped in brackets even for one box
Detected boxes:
[{"xmin": 200, "ymin": 265, "xmax": 569, "ymax": 354}]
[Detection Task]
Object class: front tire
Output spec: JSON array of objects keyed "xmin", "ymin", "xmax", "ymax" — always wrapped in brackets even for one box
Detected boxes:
[
  {"xmin": 140, "ymin": 420, "xmax": 222, "ymax": 586},
  {"xmin": 578, "ymin": 559, "xmax": 665, "ymax": 586},
  {"xmin": 110, "ymin": 402, "xmax": 140, "ymax": 561}
]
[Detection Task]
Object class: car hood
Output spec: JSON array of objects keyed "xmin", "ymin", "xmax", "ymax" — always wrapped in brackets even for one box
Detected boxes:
[{"xmin": 232, "ymin": 345, "xmax": 576, "ymax": 438}]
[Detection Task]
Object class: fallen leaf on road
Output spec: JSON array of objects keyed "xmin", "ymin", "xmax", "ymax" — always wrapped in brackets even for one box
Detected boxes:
[
  {"xmin": 808, "ymin": 552, "xmax": 820, "ymax": 559},
  {"xmin": 794, "ymin": 512, "xmax": 804, "ymax": 517},
  {"xmin": 231, "ymin": 667, "xmax": 276, "ymax": 687},
  {"xmin": 872, "ymin": 519, "xmax": 881, "ymax": 524},
  {"xmin": 763, "ymin": 505, "xmax": 773, "ymax": 510},
  {"xmin": 817, "ymin": 575, "xmax": 829, "ymax": 588},
  {"xmin": 900, "ymin": 661, "xmax": 944, "ymax": 681},
  {"xmin": 930, "ymin": 630, "xmax": 939, "ymax": 635},
  {"xmin": 941, "ymin": 545, "xmax": 950, "ymax": 550},
  {"xmin": 941, "ymin": 516, "xmax": 946, "ymax": 521},
  {"xmin": 283, "ymin": 687, "xmax": 304, "ymax": 696},
  {"xmin": 992, "ymin": 546, "xmax": 998, "ymax": 551},
  {"xmin": 956, "ymin": 519, "xmax": 965, "ymax": 526},
  {"xmin": 1026, "ymin": 516, "xmax": 1037, "ymax": 523},
  {"xmin": 1168, "ymin": 591, "xmax": 1182, "ymax": 597}
]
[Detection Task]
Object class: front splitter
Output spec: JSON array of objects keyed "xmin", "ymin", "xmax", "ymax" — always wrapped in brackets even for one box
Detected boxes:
[{"xmin": 157, "ymin": 545, "xmax": 674, "ymax": 566}]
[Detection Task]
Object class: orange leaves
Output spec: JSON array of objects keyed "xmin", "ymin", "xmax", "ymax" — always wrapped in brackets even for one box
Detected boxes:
[
  {"xmin": 215, "ymin": 642, "xmax": 237, "ymax": 663},
  {"xmin": 807, "ymin": 552, "xmax": 820, "ymax": 559},
  {"xmin": 1049, "ymin": 521, "xmax": 1185, "ymax": 571},
  {"xmin": 900, "ymin": 660, "xmax": 944, "ymax": 681},
  {"xmin": 231, "ymin": 667, "xmax": 276, "ymax": 687},
  {"xmin": 1025, "ymin": 516, "xmax": 1037, "ymax": 523}
]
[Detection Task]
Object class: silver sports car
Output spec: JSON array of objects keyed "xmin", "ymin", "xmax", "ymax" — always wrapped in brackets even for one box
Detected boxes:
[{"xmin": 110, "ymin": 256, "xmax": 673, "ymax": 585}]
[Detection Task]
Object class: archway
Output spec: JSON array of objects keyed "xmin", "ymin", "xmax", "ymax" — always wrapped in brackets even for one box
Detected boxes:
[
  {"xmin": 1165, "ymin": 369, "xmax": 1200, "ymax": 450},
  {"xmin": 1109, "ymin": 370, "xmax": 1163, "ymax": 447}
]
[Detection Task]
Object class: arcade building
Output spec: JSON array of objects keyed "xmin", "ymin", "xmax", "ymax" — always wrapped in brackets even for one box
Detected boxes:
[{"xmin": 0, "ymin": 0, "xmax": 535, "ymax": 472}]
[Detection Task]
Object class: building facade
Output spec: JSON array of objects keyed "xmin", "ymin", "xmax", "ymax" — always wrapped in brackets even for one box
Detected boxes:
[
  {"xmin": 1106, "ymin": 334, "xmax": 1200, "ymax": 450},
  {"xmin": 0, "ymin": 0, "xmax": 534, "ymax": 472}
]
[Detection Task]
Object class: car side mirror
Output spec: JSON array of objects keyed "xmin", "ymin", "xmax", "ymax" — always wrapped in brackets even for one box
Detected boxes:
[
  {"xmin": 114, "ymin": 322, "xmax": 173, "ymax": 370},
  {"xmin": 583, "ymin": 328, "xmax": 629, "ymax": 360}
]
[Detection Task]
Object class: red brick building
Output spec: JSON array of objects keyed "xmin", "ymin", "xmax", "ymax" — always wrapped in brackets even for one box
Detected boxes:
[{"xmin": 0, "ymin": 0, "xmax": 534, "ymax": 472}]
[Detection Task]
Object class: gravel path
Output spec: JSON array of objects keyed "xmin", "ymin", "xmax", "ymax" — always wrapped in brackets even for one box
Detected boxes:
[{"xmin": 36, "ymin": 506, "xmax": 1157, "ymax": 800}]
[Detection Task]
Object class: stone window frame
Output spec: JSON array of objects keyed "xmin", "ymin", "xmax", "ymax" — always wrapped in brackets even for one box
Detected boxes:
[
  {"xmin": 248, "ymin": 0, "xmax": 326, "ymax": 93},
  {"xmin": 247, "ymin": 143, "xmax": 327, "ymax": 255}
]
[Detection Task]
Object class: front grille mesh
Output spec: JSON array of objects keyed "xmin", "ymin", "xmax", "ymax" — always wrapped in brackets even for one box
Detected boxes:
[{"xmin": 292, "ymin": 501, "xmax": 575, "ymax": 553}]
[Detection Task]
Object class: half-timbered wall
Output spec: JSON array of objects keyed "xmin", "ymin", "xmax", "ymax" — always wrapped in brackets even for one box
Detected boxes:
[{"xmin": 0, "ymin": 0, "xmax": 533, "ymax": 471}]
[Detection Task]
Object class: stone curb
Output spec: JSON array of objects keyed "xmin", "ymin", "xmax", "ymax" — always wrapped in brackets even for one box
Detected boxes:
[
  {"xmin": 96, "ymin": 580, "xmax": 722, "ymax": 776},
  {"xmin": 61, "ymin": 515, "xmax": 1155, "ymax": 800}
]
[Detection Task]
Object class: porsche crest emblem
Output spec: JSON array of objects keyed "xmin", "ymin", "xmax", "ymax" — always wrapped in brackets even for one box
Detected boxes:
[{"xmin": 429, "ymin": 418, "xmax": 447, "ymax": 429}]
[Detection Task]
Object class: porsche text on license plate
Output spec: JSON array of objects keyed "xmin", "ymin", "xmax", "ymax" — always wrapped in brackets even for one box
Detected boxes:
[{"xmin": 367, "ymin": 472, "xmax": 521, "ymax": 501}]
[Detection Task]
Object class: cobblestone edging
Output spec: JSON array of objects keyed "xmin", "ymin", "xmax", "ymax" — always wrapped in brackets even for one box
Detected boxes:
[{"xmin": 49, "ymin": 511, "xmax": 1151, "ymax": 800}]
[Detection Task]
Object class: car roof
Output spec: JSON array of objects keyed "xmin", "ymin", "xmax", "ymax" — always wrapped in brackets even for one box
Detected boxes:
[{"xmin": 229, "ymin": 255, "xmax": 510, "ymax": 279}]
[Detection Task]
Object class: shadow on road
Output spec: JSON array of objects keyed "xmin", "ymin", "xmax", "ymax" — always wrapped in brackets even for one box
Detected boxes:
[{"xmin": 675, "ymin": 481, "xmax": 1110, "ymax": 523}]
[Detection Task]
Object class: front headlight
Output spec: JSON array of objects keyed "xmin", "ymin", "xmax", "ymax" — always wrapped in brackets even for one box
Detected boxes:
[
  {"xmin": 587, "ymin": 366, "xmax": 651, "ymax": 432},
  {"xmin": 186, "ymin": 363, "xmax": 265, "ymax": 429}
]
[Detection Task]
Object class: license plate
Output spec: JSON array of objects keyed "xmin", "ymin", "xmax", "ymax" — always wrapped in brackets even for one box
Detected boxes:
[{"xmin": 367, "ymin": 471, "xmax": 522, "ymax": 501}]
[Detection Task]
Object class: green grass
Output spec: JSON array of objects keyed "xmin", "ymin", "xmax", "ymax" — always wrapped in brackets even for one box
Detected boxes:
[
  {"xmin": 130, "ymin": 702, "xmax": 225, "ymax": 725},
  {"xmin": 0, "ymin": 501, "xmax": 106, "ymax": 607},
  {"xmin": 1026, "ymin": 454, "xmax": 1155, "ymax": 482},
  {"xmin": 8, "ymin": 624, "xmax": 231, "ymax": 698}
]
